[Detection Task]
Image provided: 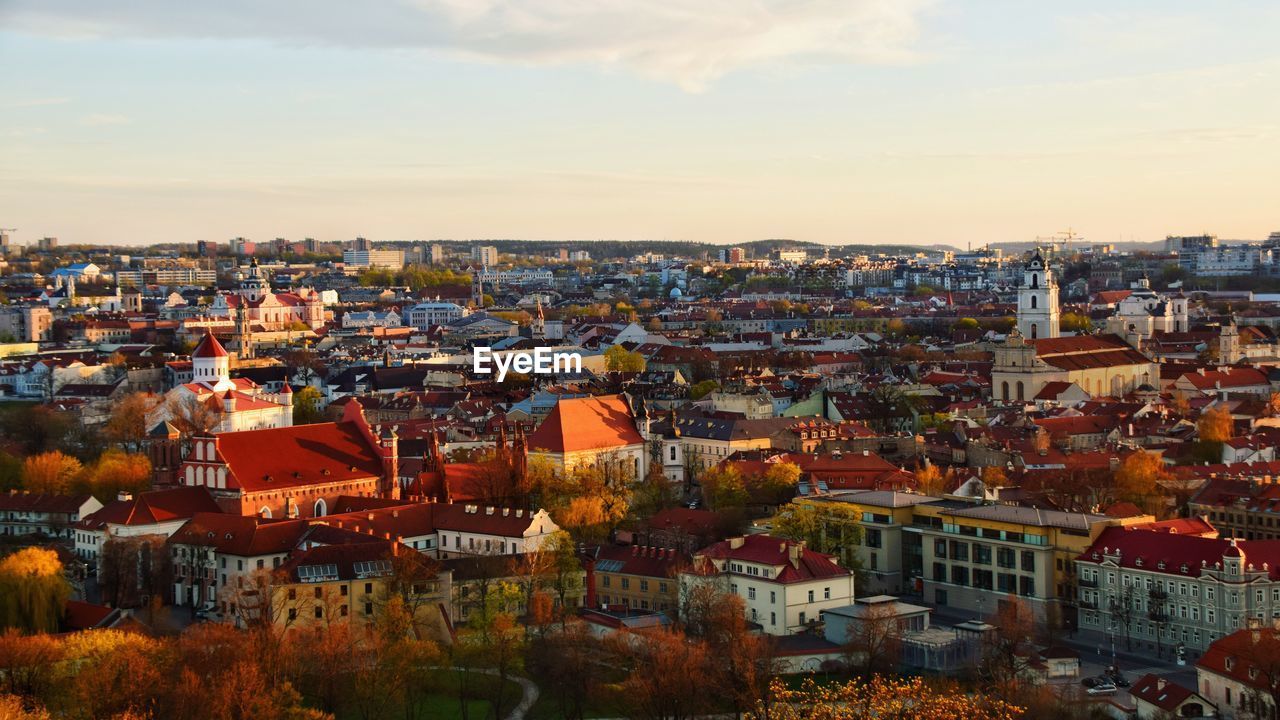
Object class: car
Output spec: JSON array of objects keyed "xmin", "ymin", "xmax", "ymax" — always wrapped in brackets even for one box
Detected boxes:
[
  {"xmin": 1108, "ymin": 674, "xmax": 1130, "ymax": 688},
  {"xmin": 1087, "ymin": 683, "xmax": 1117, "ymax": 696},
  {"xmin": 1081, "ymin": 677, "xmax": 1098, "ymax": 688}
]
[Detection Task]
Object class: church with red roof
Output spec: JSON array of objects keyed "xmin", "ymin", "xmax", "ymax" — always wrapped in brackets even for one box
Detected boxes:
[
  {"xmin": 526, "ymin": 394, "xmax": 649, "ymax": 482},
  {"xmin": 149, "ymin": 331, "xmax": 294, "ymax": 434},
  {"xmin": 175, "ymin": 399, "xmax": 399, "ymax": 519}
]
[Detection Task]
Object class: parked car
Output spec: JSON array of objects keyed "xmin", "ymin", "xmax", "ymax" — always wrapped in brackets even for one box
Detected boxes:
[
  {"xmin": 1081, "ymin": 677, "xmax": 1099, "ymax": 688},
  {"xmin": 1108, "ymin": 673, "xmax": 1130, "ymax": 688},
  {"xmin": 1087, "ymin": 683, "xmax": 1118, "ymax": 696}
]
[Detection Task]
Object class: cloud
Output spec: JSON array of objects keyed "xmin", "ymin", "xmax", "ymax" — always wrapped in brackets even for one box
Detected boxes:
[
  {"xmin": 79, "ymin": 113, "xmax": 131, "ymax": 126},
  {"xmin": 0, "ymin": 0, "xmax": 930, "ymax": 91}
]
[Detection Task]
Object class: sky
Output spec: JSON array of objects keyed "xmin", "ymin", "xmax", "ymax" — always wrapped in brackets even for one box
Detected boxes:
[{"xmin": 1, "ymin": 0, "xmax": 1278, "ymax": 249}]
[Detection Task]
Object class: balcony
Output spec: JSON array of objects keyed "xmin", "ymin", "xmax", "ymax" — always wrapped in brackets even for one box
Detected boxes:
[
  {"xmin": 1149, "ymin": 588, "xmax": 1168, "ymax": 600},
  {"xmin": 1078, "ymin": 577, "xmax": 1098, "ymax": 589},
  {"xmin": 1079, "ymin": 599, "xmax": 1097, "ymax": 610},
  {"xmin": 1148, "ymin": 610, "xmax": 1170, "ymax": 623}
]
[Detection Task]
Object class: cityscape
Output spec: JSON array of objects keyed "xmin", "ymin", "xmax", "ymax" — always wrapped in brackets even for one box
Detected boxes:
[{"xmin": 3, "ymin": 3, "xmax": 1280, "ymax": 720}]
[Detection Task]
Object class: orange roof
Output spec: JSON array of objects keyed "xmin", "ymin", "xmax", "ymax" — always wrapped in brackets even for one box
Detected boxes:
[
  {"xmin": 213, "ymin": 420, "xmax": 384, "ymax": 492},
  {"xmin": 527, "ymin": 394, "xmax": 644, "ymax": 453},
  {"xmin": 192, "ymin": 332, "xmax": 228, "ymax": 359}
]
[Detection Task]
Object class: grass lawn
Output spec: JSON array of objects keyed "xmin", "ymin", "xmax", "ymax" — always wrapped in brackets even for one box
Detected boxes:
[{"xmin": 327, "ymin": 671, "xmax": 524, "ymax": 720}]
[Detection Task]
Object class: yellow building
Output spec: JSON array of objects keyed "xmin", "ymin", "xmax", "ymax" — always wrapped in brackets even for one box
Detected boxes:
[{"xmin": 270, "ymin": 540, "xmax": 451, "ymax": 641}]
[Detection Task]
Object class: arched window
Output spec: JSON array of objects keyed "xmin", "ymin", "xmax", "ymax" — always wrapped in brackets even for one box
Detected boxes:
[
  {"xmin": 1031, "ymin": 273, "xmax": 1039, "ymax": 289},
  {"xmin": 259, "ymin": 506, "xmax": 272, "ymax": 518},
  {"xmin": 1030, "ymin": 324, "xmax": 1038, "ymax": 339},
  {"xmin": 1016, "ymin": 381, "xmax": 1025, "ymax": 401},
  {"xmin": 1031, "ymin": 296, "xmax": 1038, "ymax": 309},
  {"xmin": 313, "ymin": 499, "xmax": 327, "ymax": 517},
  {"xmin": 1002, "ymin": 381, "xmax": 1010, "ymax": 402}
]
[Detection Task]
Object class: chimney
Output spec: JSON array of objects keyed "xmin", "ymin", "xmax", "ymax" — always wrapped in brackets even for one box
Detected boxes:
[{"xmin": 729, "ymin": 537, "xmax": 745, "ymax": 550}]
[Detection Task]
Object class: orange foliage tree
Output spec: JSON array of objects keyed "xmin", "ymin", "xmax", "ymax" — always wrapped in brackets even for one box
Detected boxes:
[
  {"xmin": 753, "ymin": 676, "xmax": 1021, "ymax": 720},
  {"xmin": 20, "ymin": 452, "xmax": 82, "ymax": 495}
]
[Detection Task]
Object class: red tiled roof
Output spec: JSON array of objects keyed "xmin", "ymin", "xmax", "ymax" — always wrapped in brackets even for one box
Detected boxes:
[
  {"xmin": 78, "ymin": 486, "xmax": 221, "ymax": 529},
  {"xmin": 1129, "ymin": 674, "xmax": 1199, "ymax": 712},
  {"xmin": 1179, "ymin": 366, "xmax": 1270, "ymax": 390},
  {"xmin": 0, "ymin": 492, "xmax": 95, "ymax": 514},
  {"xmin": 211, "ymin": 420, "xmax": 384, "ymax": 492},
  {"xmin": 696, "ymin": 534, "xmax": 851, "ymax": 584},
  {"xmin": 192, "ymin": 332, "xmax": 228, "ymax": 359},
  {"xmin": 1198, "ymin": 628, "xmax": 1280, "ymax": 693},
  {"xmin": 527, "ymin": 394, "xmax": 643, "ymax": 453},
  {"xmin": 1079, "ymin": 526, "xmax": 1280, "ymax": 579},
  {"xmin": 169, "ymin": 513, "xmax": 308, "ymax": 556}
]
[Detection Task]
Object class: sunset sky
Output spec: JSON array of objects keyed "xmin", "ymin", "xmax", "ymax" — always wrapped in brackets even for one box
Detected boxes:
[{"xmin": 2, "ymin": 0, "xmax": 1278, "ymax": 248}]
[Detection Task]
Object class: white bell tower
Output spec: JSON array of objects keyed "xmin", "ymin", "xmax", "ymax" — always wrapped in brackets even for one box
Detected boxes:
[{"xmin": 1017, "ymin": 250, "xmax": 1060, "ymax": 340}]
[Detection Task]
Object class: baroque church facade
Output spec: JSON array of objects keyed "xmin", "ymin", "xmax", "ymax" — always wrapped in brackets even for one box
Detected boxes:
[{"xmin": 994, "ymin": 252, "xmax": 1159, "ymax": 404}]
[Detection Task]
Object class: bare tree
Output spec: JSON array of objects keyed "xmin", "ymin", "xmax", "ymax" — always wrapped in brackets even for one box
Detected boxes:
[{"xmin": 843, "ymin": 600, "xmax": 905, "ymax": 675}]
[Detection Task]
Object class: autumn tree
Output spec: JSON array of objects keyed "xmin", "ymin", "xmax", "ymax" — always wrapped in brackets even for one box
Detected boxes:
[
  {"xmin": 843, "ymin": 599, "xmax": 905, "ymax": 675},
  {"xmin": 759, "ymin": 461, "xmax": 802, "ymax": 503},
  {"xmin": 752, "ymin": 676, "xmax": 1021, "ymax": 720},
  {"xmin": 770, "ymin": 501, "xmax": 863, "ymax": 568},
  {"xmin": 1114, "ymin": 450, "xmax": 1173, "ymax": 512},
  {"xmin": 292, "ymin": 386, "xmax": 326, "ymax": 425},
  {"xmin": 607, "ymin": 627, "xmax": 716, "ymax": 720},
  {"xmin": 979, "ymin": 595, "xmax": 1035, "ymax": 701},
  {"xmin": 527, "ymin": 620, "xmax": 601, "ymax": 720},
  {"xmin": 604, "ymin": 344, "xmax": 646, "ymax": 373},
  {"xmin": 1197, "ymin": 404, "xmax": 1234, "ymax": 443},
  {"xmin": 0, "ymin": 549, "xmax": 70, "ymax": 634},
  {"xmin": 99, "ymin": 534, "xmax": 172, "ymax": 609},
  {"xmin": 21, "ymin": 451, "xmax": 82, "ymax": 495},
  {"xmin": 980, "ymin": 465, "xmax": 1009, "ymax": 487},
  {"xmin": 76, "ymin": 449, "xmax": 151, "ymax": 502},
  {"xmin": 914, "ymin": 461, "xmax": 951, "ymax": 496},
  {"xmin": 700, "ymin": 465, "xmax": 748, "ymax": 512},
  {"xmin": 103, "ymin": 392, "xmax": 158, "ymax": 451}
]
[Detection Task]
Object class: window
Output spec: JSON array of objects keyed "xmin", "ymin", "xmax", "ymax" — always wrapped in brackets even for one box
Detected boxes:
[
  {"xmin": 365, "ymin": 583, "xmax": 373, "ymax": 595},
  {"xmin": 808, "ymin": 590, "xmax": 815, "ymax": 603},
  {"xmin": 288, "ymin": 608, "xmax": 297, "ymax": 620},
  {"xmin": 770, "ymin": 591, "xmax": 776, "ymax": 604},
  {"xmin": 622, "ymin": 578, "xmax": 631, "ymax": 590},
  {"xmin": 824, "ymin": 587, "xmax": 831, "ymax": 600},
  {"xmin": 799, "ymin": 612, "xmax": 806, "ymax": 625},
  {"xmin": 640, "ymin": 580, "xmax": 649, "ymax": 592},
  {"xmin": 865, "ymin": 528, "xmax": 882, "ymax": 548},
  {"xmin": 748, "ymin": 587, "xmax": 756, "ymax": 600},
  {"xmin": 314, "ymin": 607, "xmax": 323, "ymax": 619},
  {"xmin": 934, "ymin": 539, "xmax": 948, "ymax": 558},
  {"xmin": 770, "ymin": 612, "xmax": 776, "ymax": 626},
  {"xmin": 364, "ymin": 602, "xmax": 373, "ymax": 615},
  {"xmin": 340, "ymin": 585, "xmax": 348, "ymax": 596},
  {"xmin": 1021, "ymin": 551, "xmax": 1035, "ymax": 572},
  {"xmin": 603, "ymin": 576, "xmax": 611, "ymax": 588}
]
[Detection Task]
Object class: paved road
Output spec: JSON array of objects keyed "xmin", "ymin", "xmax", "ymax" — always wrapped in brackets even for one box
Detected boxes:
[{"xmin": 448, "ymin": 668, "xmax": 539, "ymax": 720}]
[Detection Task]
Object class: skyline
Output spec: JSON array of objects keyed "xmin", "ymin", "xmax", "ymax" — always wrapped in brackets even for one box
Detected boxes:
[{"xmin": 2, "ymin": 0, "xmax": 1279, "ymax": 247}]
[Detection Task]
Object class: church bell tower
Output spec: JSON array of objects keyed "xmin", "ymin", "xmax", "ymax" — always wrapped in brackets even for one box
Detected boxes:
[{"xmin": 1017, "ymin": 250, "xmax": 1060, "ymax": 340}]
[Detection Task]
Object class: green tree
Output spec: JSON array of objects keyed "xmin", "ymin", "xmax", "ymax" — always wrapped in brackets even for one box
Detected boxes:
[
  {"xmin": 292, "ymin": 386, "xmax": 325, "ymax": 425},
  {"xmin": 771, "ymin": 501, "xmax": 863, "ymax": 567},
  {"xmin": 604, "ymin": 344, "xmax": 646, "ymax": 373},
  {"xmin": 690, "ymin": 380, "xmax": 719, "ymax": 400}
]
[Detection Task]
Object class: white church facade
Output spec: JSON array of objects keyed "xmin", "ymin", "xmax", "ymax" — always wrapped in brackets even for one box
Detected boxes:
[{"xmin": 994, "ymin": 251, "xmax": 1159, "ymax": 404}]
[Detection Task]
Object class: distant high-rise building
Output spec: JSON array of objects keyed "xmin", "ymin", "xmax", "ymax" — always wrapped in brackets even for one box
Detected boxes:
[
  {"xmin": 196, "ymin": 240, "xmax": 218, "ymax": 258},
  {"xmin": 720, "ymin": 247, "xmax": 746, "ymax": 264},
  {"xmin": 1165, "ymin": 234, "xmax": 1217, "ymax": 253},
  {"xmin": 429, "ymin": 243, "xmax": 444, "ymax": 264},
  {"xmin": 558, "ymin": 247, "xmax": 570, "ymax": 261},
  {"xmin": 0, "ymin": 230, "xmax": 10, "ymax": 255},
  {"xmin": 343, "ymin": 249, "xmax": 404, "ymax": 269},
  {"xmin": 472, "ymin": 245, "xmax": 499, "ymax": 266},
  {"xmin": 350, "ymin": 236, "xmax": 372, "ymax": 252},
  {"xmin": 568, "ymin": 250, "xmax": 591, "ymax": 262},
  {"xmin": 37, "ymin": 236, "xmax": 57, "ymax": 251},
  {"xmin": 304, "ymin": 237, "xmax": 319, "ymax": 253},
  {"xmin": 229, "ymin": 237, "xmax": 256, "ymax": 256}
]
